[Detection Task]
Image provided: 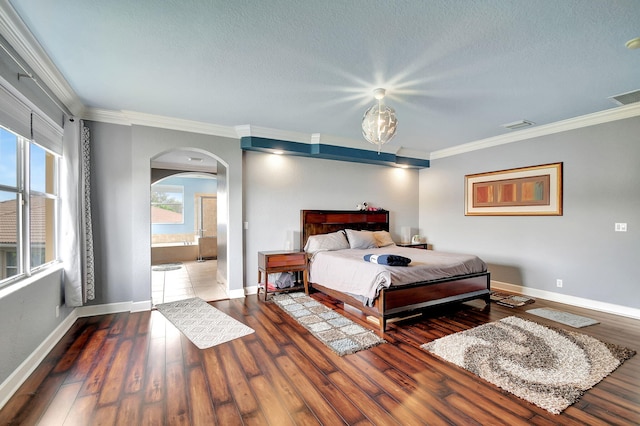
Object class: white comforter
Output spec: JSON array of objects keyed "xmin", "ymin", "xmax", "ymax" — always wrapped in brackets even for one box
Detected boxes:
[{"xmin": 308, "ymin": 246, "xmax": 487, "ymax": 306}]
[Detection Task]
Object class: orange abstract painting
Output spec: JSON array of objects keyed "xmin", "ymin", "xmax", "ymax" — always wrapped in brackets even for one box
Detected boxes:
[{"xmin": 465, "ymin": 163, "xmax": 562, "ymax": 216}]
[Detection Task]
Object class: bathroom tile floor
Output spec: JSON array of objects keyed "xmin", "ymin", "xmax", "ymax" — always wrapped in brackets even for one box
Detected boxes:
[{"xmin": 152, "ymin": 259, "xmax": 227, "ymax": 305}]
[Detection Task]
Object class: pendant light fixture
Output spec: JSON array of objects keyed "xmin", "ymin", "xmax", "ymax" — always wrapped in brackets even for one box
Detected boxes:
[{"xmin": 361, "ymin": 88, "xmax": 398, "ymax": 153}]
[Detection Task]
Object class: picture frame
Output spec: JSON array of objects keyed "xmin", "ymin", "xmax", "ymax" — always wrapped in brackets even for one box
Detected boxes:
[{"xmin": 465, "ymin": 162, "xmax": 563, "ymax": 216}]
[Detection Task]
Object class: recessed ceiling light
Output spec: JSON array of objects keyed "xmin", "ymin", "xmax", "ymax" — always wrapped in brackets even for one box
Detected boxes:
[
  {"xmin": 626, "ymin": 37, "xmax": 640, "ymax": 50},
  {"xmin": 501, "ymin": 120, "xmax": 535, "ymax": 130},
  {"xmin": 188, "ymin": 157, "xmax": 203, "ymax": 162},
  {"xmin": 273, "ymin": 150, "xmax": 284, "ymax": 155}
]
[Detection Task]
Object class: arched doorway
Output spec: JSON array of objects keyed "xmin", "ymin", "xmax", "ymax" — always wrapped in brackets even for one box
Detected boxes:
[{"xmin": 150, "ymin": 148, "xmax": 228, "ymax": 305}]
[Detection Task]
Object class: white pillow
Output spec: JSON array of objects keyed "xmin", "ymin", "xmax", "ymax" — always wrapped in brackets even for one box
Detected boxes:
[
  {"xmin": 303, "ymin": 231, "xmax": 350, "ymax": 254},
  {"xmin": 345, "ymin": 229, "xmax": 378, "ymax": 249},
  {"xmin": 373, "ymin": 230, "xmax": 396, "ymax": 247}
]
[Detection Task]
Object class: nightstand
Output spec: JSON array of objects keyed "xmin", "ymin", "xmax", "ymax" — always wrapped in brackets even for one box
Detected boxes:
[
  {"xmin": 397, "ymin": 242, "xmax": 429, "ymax": 250},
  {"xmin": 257, "ymin": 250, "xmax": 307, "ymax": 301}
]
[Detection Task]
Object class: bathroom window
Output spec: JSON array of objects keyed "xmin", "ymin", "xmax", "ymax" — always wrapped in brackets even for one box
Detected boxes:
[{"xmin": 151, "ymin": 184, "xmax": 184, "ymax": 224}]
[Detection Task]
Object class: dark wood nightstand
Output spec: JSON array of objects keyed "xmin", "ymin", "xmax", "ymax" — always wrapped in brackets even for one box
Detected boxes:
[
  {"xmin": 397, "ymin": 242, "xmax": 429, "ymax": 250},
  {"xmin": 257, "ymin": 250, "xmax": 308, "ymax": 301}
]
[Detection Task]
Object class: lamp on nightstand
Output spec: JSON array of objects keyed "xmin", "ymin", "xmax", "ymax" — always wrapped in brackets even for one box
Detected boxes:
[{"xmin": 400, "ymin": 226, "xmax": 412, "ymax": 244}]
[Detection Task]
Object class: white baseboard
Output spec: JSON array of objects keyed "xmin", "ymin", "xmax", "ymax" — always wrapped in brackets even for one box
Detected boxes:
[
  {"xmin": 491, "ymin": 280, "xmax": 640, "ymax": 320},
  {"xmin": 131, "ymin": 300, "xmax": 152, "ymax": 312},
  {"xmin": 0, "ymin": 309, "xmax": 79, "ymax": 410},
  {"xmin": 243, "ymin": 285, "xmax": 258, "ymax": 296},
  {"xmin": 229, "ymin": 288, "xmax": 248, "ymax": 299},
  {"xmin": 76, "ymin": 301, "xmax": 136, "ymax": 317}
]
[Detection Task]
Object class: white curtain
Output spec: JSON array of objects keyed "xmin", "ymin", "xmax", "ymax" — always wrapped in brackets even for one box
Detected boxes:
[{"xmin": 61, "ymin": 119, "xmax": 95, "ymax": 306}]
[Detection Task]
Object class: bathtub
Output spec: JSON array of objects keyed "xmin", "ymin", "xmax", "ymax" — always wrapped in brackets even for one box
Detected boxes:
[{"xmin": 151, "ymin": 237, "xmax": 217, "ymax": 264}]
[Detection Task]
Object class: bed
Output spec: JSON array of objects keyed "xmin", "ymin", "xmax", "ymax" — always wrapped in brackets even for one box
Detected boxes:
[{"xmin": 300, "ymin": 209, "xmax": 491, "ymax": 334}]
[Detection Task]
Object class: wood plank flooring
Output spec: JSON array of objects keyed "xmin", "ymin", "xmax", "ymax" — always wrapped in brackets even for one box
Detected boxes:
[{"xmin": 0, "ymin": 292, "xmax": 638, "ymax": 425}]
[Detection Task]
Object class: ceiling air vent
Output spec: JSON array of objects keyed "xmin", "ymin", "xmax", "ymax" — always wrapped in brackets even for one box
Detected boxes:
[
  {"xmin": 501, "ymin": 120, "xmax": 535, "ymax": 130},
  {"xmin": 609, "ymin": 89, "xmax": 640, "ymax": 106}
]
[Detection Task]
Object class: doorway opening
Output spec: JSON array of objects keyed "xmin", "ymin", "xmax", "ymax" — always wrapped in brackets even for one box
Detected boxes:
[{"xmin": 150, "ymin": 149, "xmax": 228, "ymax": 305}]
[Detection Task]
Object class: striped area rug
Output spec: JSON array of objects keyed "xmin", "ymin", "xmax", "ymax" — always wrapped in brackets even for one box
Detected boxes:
[{"xmin": 272, "ymin": 292, "xmax": 385, "ymax": 356}]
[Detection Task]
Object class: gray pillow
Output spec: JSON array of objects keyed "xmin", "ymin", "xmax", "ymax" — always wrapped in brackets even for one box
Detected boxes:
[
  {"xmin": 345, "ymin": 229, "xmax": 378, "ymax": 249},
  {"xmin": 304, "ymin": 231, "xmax": 350, "ymax": 254}
]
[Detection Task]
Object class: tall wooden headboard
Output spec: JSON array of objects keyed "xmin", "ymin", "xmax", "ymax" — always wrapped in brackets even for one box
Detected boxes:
[{"xmin": 300, "ymin": 210, "xmax": 390, "ymax": 249}]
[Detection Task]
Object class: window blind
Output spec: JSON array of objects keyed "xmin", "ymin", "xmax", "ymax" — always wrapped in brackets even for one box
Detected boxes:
[
  {"xmin": 0, "ymin": 82, "xmax": 63, "ymax": 155},
  {"xmin": 32, "ymin": 112, "xmax": 63, "ymax": 155},
  {"xmin": 0, "ymin": 84, "xmax": 31, "ymax": 139}
]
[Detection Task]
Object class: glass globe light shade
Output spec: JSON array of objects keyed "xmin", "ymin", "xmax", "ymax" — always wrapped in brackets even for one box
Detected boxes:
[{"xmin": 361, "ymin": 102, "xmax": 398, "ymax": 152}]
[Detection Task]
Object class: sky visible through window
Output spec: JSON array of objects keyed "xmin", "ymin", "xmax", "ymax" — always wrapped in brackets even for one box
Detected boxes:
[
  {"xmin": 0, "ymin": 128, "xmax": 17, "ymax": 196},
  {"xmin": 0, "ymin": 127, "xmax": 48, "ymax": 198}
]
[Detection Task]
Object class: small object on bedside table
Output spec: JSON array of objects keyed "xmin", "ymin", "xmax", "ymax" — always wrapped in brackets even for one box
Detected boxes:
[
  {"xmin": 397, "ymin": 242, "xmax": 429, "ymax": 250},
  {"xmin": 257, "ymin": 250, "xmax": 308, "ymax": 301}
]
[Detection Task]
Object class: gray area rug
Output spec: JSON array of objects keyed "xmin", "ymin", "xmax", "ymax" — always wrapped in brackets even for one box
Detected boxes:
[
  {"xmin": 422, "ymin": 316, "xmax": 635, "ymax": 414},
  {"xmin": 156, "ymin": 297, "xmax": 254, "ymax": 349},
  {"xmin": 152, "ymin": 262, "xmax": 182, "ymax": 272},
  {"xmin": 272, "ymin": 292, "xmax": 385, "ymax": 356},
  {"xmin": 527, "ymin": 307, "xmax": 599, "ymax": 328}
]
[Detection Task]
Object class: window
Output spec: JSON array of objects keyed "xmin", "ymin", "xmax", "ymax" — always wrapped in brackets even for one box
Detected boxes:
[
  {"xmin": 0, "ymin": 125, "xmax": 59, "ymax": 285},
  {"xmin": 151, "ymin": 184, "xmax": 184, "ymax": 224}
]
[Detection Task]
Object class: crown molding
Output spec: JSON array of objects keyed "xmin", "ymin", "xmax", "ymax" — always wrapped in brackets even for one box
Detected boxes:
[
  {"xmin": 83, "ymin": 108, "xmax": 238, "ymax": 138},
  {"xmin": 430, "ymin": 103, "xmax": 640, "ymax": 160},
  {"xmin": 82, "ymin": 108, "xmax": 132, "ymax": 126},
  {"xmin": 234, "ymin": 124, "xmax": 310, "ymax": 143},
  {"xmin": 121, "ymin": 110, "xmax": 237, "ymax": 138},
  {"xmin": 0, "ymin": 0, "xmax": 84, "ymax": 116}
]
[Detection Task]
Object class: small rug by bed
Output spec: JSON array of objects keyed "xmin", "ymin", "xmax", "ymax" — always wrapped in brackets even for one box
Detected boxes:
[
  {"xmin": 156, "ymin": 297, "xmax": 254, "ymax": 349},
  {"xmin": 490, "ymin": 291, "xmax": 535, "ymax": 308},
  {"xmin": 272, "ymin": 292, "xmax": 385, "ymax": 356},
  {"xmin": 422, "ymin": 316, "xmax": 635, "ymax": 414},
  {"xmin": 527, "ymin": 307, "xmax": 599, "ymax": 328}
]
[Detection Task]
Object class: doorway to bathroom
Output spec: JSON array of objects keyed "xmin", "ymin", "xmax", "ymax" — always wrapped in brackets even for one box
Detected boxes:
[{"xmin": 150, "ymin": 150, "xmax": 228, "ymax": 305}]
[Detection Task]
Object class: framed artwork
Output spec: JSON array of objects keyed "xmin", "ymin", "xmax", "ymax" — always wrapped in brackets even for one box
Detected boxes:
[{"xmin": 465, "ymin": 163, "xmax": 563, "ymax": 216}]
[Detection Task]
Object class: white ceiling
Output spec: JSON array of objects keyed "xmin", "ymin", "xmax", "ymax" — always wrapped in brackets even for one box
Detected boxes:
[{"xmin": 4, "ymin": 0, "xmax": 640, "ymax": 156}]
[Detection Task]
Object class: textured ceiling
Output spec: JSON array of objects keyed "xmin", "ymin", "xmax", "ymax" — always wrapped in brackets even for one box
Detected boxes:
[{"xmin": 5, "ymin": 0, "xmax": 640, "ymax": 155}]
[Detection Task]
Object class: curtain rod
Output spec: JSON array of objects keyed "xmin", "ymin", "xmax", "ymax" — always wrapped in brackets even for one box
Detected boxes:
[{"xmin": 0, "ymin": 40, "xmax": 74, "ymax": 118}]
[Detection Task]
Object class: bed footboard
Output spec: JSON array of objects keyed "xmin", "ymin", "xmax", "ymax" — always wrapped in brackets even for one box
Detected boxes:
[{"xmin": 309, "ymin": 272, "xmax": 490, "ymax": 335}]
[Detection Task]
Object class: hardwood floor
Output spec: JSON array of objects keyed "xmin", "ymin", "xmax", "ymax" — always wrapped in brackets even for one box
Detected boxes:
[{"xmin": 1, "ymin": 292, "xmax": 638, "ymax": 425}]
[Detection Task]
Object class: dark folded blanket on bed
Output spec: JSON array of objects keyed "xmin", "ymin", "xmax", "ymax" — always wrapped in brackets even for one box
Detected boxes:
[{"xmin": 363, "ymin": 254, "xmax": 411, "ymax": 266}]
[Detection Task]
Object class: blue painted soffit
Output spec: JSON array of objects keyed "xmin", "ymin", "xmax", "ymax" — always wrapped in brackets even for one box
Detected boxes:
[{"xmin": 240, "ymin": 137, "xmax": 430, "ymax": 169}]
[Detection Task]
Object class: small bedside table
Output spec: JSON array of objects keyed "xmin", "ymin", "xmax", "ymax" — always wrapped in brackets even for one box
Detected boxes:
[
  {"xmin": 258, "ymin": 250, "xmax": 308, "ymax": 301},
  {"xmin": 397, "ymin": 242, "xmax": 429, "ymax": 250}
]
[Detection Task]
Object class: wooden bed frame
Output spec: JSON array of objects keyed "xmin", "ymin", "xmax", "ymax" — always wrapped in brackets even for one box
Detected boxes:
[{"xmin": 300, "ymin": 209, "xmax": 491, "ymax": 334}]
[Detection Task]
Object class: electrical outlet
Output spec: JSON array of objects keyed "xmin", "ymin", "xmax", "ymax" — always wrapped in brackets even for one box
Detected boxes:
[
  {"xmin": 615, "ymin": 223, "xmax": 627, "ymax": 232},
  {"xmin": 55, "ymin": 305, "xmax": 60, "ymax": 318},
  {"xmin": 556, "ymin": 279, "xmax": 563, "ymax": 288}
]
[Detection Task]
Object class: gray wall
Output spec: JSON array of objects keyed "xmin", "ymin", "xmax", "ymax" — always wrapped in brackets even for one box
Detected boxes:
[
  {"xmin": 243, "ymin": 151, "xmax": 420, "ymax": 289},
  {"xmin": 87, "ymin": 122, "xmax": 135, "ymax": 304},
  {"xmin": 419, "ymin": 116, "xmax": 640, "ymax": 309},
  {"xmin": 87, "ymin": 122, "xmax": 244, "ymax": 304},
  {"xmin": 0, "ymin": 268, "xmax": 71, "ymax": 390}
]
